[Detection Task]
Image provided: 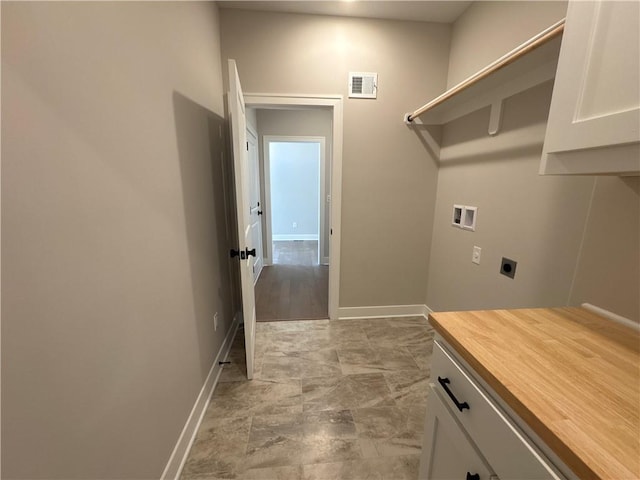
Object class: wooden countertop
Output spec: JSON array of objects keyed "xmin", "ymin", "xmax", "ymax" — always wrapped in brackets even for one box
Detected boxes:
[{"xmin": 429, "ymin": 307, "xmax": 640, "ymax": 480}]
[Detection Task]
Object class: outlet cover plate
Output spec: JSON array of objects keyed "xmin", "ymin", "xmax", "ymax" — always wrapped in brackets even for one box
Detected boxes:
[
  {"xmin": 500, "ymin": 258, "xmax": 517, "ymax": 279},
  {"xmin": 472, "ymin": 246, "xmax": 481, "ymax": 265}
]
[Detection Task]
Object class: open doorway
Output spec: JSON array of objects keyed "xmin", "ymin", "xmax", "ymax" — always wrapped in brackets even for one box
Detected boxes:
[
  {"xmin": 247, "ymin": 105, "xmax": 338, "ymax": 322},
  {"xmin": 243, "ymin": 95, "xmax": 342, "ymax": 320},
  {"xmin": 256, "ymin": 136, "xmax": 328, "ymax": 321},
  {"xmin": 265, "ymin": 137, "xmax": 325, "ymax": 267}
]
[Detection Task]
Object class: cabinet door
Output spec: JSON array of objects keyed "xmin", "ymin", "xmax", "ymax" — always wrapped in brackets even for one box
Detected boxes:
[
  {"xmin": 419, "ymin": 385, "xmax": 495, "ymax": 480},
  {"xmin": 541, "ymin": 0, "xmax": 640, "ymax": 175}
]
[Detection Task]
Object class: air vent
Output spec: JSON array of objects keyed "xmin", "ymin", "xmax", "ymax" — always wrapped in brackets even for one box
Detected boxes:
[{"xmin": 349, "ymin": 72, "xmax": 377, "ymax": 99}]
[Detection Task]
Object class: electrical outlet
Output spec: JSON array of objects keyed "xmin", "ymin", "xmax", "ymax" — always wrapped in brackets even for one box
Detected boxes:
[
  {"xmin": 214, "ymin": 312, "xmax": 219, "ymax": 331},
  {"xmin": 500, "ymin": 258, "xmax": 517, "ymax": 279},
  {"xmin": 472, "ymin": 246, "xmax": 481, "ymax": 265}
]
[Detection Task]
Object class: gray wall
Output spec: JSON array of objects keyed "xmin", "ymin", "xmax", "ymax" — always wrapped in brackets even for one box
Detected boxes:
[
  {"xmin": 221, "ymin": 9, "xmax": 449, "ymax": 308},
  {"xmin": 427, "ymin": 0, "xmax": 639, "ymax": 322},
  {"xmin": 269, "ymin": 142, "xmax": 321, "ymax": 239},
  {"xmin": 569, "ymin": 177, "xmax": 640, "ymax": 321},
  {"xmin": 256, "ymin": 108, "xmax": 333, "ymax": 261},
  {"xmin": 426, "ymin": 82, "xmax": 594, "ymax": 311},
  {"xmin": 446, "ymin": 1, "xmax": 568, "ymax": 88},
  {"xmin": 1, "ymin": 2, "xmax": 235, "ymax": 478}
]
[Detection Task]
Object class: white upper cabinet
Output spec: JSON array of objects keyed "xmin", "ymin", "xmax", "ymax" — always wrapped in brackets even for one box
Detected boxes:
[{"xmin": 540, "ymin": 0, "xmax": 640, "ymax": 175}]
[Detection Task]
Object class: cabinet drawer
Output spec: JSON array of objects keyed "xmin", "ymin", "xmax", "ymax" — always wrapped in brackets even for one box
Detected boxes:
[
  {"xmin": 420, "ymin": 384, "xmax": 495, "ymax": 480},
  {"xmin": 432, "ymin": 340, "xmax": 565, "ymax": 480}
]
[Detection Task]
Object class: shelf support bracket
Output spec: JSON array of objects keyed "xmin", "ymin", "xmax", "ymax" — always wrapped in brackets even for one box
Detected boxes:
[
  {"xmin": 488, "ymin": 100, "xmax": 503, "ymax": 136},
  {"xmin": 404, "ymin": 113, "xmax": 422, "ymax": 125}
]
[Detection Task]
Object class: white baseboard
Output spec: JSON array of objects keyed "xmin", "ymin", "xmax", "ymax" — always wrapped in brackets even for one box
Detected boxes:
[
  {"xmin": 581, "ymin": 303, "xmax": 640, "ymax": 332},
  {"xmin": 161, "ymin": 312, "xmax": 241, "ymax": 480},
  {"xmin": 273, "ymin": 234, "xmax": 319, "ymax": 241},
  {"xmin": 338, "ymin": 304, "xmax": 432, "ymax": 320}
]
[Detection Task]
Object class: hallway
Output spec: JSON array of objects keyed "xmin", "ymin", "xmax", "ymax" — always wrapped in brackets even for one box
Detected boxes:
[
  {"xmin": 180, "ymin": 316, "xmax": 434, "ymax": 479},
  {"xmin": 256, "ymin": 241, "xmax": 329, "ymax": 321}
]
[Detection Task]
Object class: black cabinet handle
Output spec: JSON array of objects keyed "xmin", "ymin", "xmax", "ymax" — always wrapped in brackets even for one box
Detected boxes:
[
  {"xmin": 438, "ymin": 376, "xmax": 470, "ymax": 412},
  {"xmin": 257, "ymin": 210, "xmax": 263, "ymax": 215},
  {"xmin": 230, "ymin": 249, "xmax": 240, "ymax": 258},
  {"xmin": 466, "ymin": 473, "xmax": 479, "ymax": 480},
  {"xmin": 245, "ymin": 248, "xmax": 256, "ymax": 258}
]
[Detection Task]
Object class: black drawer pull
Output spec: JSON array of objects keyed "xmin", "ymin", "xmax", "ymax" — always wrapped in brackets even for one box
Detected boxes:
[
  {"xmin": 466, "ymin": 473, "xmax": 479, "ymax": 480},
  {"xmin": 438, "ymin": 376, "xmax": 470, "ymax": 412}
]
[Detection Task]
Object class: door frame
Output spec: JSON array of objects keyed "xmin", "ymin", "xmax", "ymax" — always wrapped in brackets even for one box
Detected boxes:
[
  {"xmin": 263, "ymin": 135, "xmax": 326, "ymax": 267},
  {"xmin": 246, "ymin": 123, "xmax": 264, "ymax": 284},
  {"xmin": 244, "ymin": 94, "xmax": 343, "ymax": 321}
]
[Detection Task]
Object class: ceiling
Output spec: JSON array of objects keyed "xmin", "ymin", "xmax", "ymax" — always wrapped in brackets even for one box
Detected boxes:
[{"xmin": 217, "ymin": 1, "xmax": 473, "ymax": 24}]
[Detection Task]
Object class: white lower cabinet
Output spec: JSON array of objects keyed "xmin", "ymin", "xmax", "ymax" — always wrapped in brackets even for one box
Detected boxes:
[
  {"xmin": 419, "ymin": 338, "xmax": 568, "ymax": 480},
  {"xmin": 419, "ymin": 385, "xmax": 496, "ymax": 480}
]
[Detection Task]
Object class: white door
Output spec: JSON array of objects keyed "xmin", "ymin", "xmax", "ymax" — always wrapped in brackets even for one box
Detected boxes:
[
  {"xmin": 247, "ymin": 126, "xmax": 264, "ymax": 283},
  {"xmin": 228, "ymin": 59, "xmax": 257, "ymax": 380}
]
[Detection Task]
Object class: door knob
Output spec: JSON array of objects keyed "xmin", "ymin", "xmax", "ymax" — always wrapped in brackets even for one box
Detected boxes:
[
  {"xmin": 245, "ymin": 248, "xmax": 256, "ymax": 258},
  {"xmin": 230, "ymin": 249, "xmax": 241, "ymax": 258},
  {"xmin": 257, "ymin": 210, "xmax": 263, "ymax": 215}
]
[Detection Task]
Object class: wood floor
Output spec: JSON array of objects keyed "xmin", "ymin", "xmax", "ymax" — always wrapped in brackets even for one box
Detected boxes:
[{"xmin": 255, "ymin": 241, "xmax": 328, "ymax": 321}]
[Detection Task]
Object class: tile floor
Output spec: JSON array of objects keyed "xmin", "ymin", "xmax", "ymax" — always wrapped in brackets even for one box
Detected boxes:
[{"xmin": 180, "ymin": 317, "xmax": 434, "ymax": 480}]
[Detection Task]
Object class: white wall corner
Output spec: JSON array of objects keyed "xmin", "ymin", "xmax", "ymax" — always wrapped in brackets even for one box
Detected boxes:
[{"xmin": 161, "ymin": 312, "xmax": 241, "ymax": 480}]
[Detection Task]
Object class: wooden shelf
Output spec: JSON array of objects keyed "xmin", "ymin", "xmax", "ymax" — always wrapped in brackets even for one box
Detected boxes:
[{"xmin": 405, "ymin": 20, "xmax": 564, "ymax": 134}]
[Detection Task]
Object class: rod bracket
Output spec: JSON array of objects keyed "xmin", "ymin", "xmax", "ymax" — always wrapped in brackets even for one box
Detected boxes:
[
  {"xmin": 404, "ymin": 113, "xmax": 424, "ymax": 125},
  {"xmin": 488, "ymin": 100, "xmax": 504, "ymax": 136}
]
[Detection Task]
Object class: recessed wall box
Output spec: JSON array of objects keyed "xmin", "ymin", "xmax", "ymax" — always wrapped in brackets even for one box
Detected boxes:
[
  {"xmin": 462, "ymin": 206, "xmax": 478, "ymax": 231},
  {"xmin": 500, "ymin": 257, "xmax": 517, "ymax": 279},
  {"xmin": 452, "ymin": 205, "xmax": 463, "ymax": 227},
  {"xmin": 349, "ymin": 72, "xmax": 378, "ymax": 98}
]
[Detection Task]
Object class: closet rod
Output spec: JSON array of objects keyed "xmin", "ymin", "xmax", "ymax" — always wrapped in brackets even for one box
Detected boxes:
[{"xmin": 405, "ymin": 18, "xmax": 565, "ymax": 123}]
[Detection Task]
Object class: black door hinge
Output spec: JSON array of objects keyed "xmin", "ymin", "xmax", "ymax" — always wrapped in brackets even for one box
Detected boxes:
[{"xmin": 246, "ymin": 141, "xmax": 249, "ymax": 151}]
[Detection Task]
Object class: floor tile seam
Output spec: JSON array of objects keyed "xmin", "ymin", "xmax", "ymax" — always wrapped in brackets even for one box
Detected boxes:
[
  {"xmin": 380, "ymin": 372, "xmax": 405, "ymax": 402},
  {"xmin": 292, "ymin": 453, "xmax": 420, "ymax": 480},
  {"xmin": 300, "ymin": 403, "xmax": 362, "ymax": 414},
  {"xmin": 255, "ymin": 439, "xmax": 368, "ymax": 468},
  {"xmin": 241, "ymin": 415, "xmax": 257, "ymax": 458},
  {"xmin": 261, "ymin": 347, "xmax": 339, "ymax": 356},
  {"xmin": 292, "ymin": 439, "xmax": 410, "ymax": 467},
  {"xmin": 339, "ymin": 366, "xmax": 404, "ymax": 376},
  {"xmin": 242, "ymin": 440, "xmax": 368, "ymax": 470},
  {"xmin": 350, "ymin": 419, "xmax": 400, "ymax": 445},
  {"xmin": 406, "ymin": 348, "xmax": 429, "ymax": 370},
  {"xmin": 336, "ymin": 352, "xmax": 422, "ymax": 372}
]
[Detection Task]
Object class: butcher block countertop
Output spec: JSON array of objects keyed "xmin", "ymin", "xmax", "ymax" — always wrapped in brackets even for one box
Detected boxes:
[{"xmin": 429, "ymin": 307, "xmax": 640, "ymax": 480}]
